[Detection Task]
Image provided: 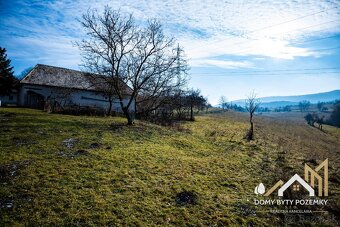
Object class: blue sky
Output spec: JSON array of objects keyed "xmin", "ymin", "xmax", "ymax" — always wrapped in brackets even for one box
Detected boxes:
[{"xmin": 1, "ymin": 0, "xmax": 340, "ymax": 105}]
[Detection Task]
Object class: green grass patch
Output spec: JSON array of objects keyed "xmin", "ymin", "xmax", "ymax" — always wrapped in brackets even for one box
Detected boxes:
[{"xmin": 1, "ymin": 108, "xmax": 339, "ymax": 226}]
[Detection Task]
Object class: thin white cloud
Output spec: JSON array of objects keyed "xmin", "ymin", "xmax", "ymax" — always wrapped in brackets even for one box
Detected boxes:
[
  {"xmin": 190, "ymin": 59, "xmax": 254, "ymax": 69},
  {"xmin": 99, "ymin": 0, "xmax": 340, "ymax": 59},
  {"xmin": 1, "ymin": 0, "xmax": 339, "ymax": 71}
]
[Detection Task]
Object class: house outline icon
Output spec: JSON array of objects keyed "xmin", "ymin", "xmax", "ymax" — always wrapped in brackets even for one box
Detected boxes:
[{"xmin": 278, "ymin": 174, "xmax": 315, "ymax": 196}]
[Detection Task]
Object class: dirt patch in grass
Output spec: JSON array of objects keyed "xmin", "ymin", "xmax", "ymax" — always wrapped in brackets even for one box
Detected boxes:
[
  {"xmin": 89, "ymin": 142, "xmax": 101, "ymax": 149},
  {"xmin": 175, "ymin": 191, "xmax": 198, "ymax": 206},
  {"xmin": 75, "ymin": 149, "xmax": 89, "ymax": 155},
  {"xmin": 234, "ymin": 204, "xmax": 256, "ymax": 217},
  {"xmin": 62, "ymin": 138, "xmax": 78, "ymax": 148},
  {"xmin": 12, "ymin": 137, "xmax": 36, "ymax": 147},
  {"xmin": 0, "ymin": 160, "xmax": 31, "ymax": 184},
  {"xmin": 110, "ymin": 122, "xmax": 126, "ymax": 131}
]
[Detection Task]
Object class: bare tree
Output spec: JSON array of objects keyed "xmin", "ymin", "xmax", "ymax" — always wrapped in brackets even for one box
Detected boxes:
[
  {"xmin": 317, "ymin": 101, "xmax": 325, "ymax": 112},
  {"xmin": 77, "ymin": 7, "xmax": 187, "ymax": 125},
  {"xmin": 219, "ymin": 96, "xmax": 228, "ymax": 111},
  {"xmin": 304, "ymin": 113, "xmax": 315, "ymax": 126},
  {"xmin": 298, "ymin": 100, "xmax": 311, "ymax": 112},
  {"xmin": 19, "ymin": 67, "xmax": 34, "ymax": 80},
  {"xmin": 187, "ymin": 89, "xmax": 207, "ymax": 121},
  {"xmin": 244, "ymin": 92, "xmax": 260, "ymax": 141},
  {"xmin": 135, "ymin": 44, "xmax": 188, "ymax": 118}
]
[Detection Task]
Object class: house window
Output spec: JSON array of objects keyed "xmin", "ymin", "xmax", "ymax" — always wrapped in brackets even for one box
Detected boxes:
[{"xmin": 293, "ymin": 184, "xmax": 300, "ymax": 191}]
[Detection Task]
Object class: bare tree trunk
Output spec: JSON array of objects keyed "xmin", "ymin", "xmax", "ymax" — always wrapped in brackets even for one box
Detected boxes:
[
  {"xmin": 245, "ymin": 113, "xmax": 254, "ymax": 141},
  {"xmin": 190, "ymin": 104, "xmax": 194, "ymax": 121},
  {"xmin": 107, "ymin": 99, "xmax": 113, "ymax": 116},
  {"xmin": 249, "ymin": 121, "xmax": 254, "ymax": 140},
  {"xmin": 123, "ymin": 107, "xmax": 133, "ymax": 125}
]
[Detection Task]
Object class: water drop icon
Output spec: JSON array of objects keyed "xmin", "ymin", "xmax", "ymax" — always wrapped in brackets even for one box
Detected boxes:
[{"xmin": 254, "ymin": 183, "xmax": 265, "ymax": 195}]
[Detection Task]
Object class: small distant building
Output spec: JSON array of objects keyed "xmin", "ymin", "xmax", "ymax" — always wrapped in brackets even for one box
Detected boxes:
[{"xmin": 1, "ymin": 64, "xmax": 135, "ymax": 114}]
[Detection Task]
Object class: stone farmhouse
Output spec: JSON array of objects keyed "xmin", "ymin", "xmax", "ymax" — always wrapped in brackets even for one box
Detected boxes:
[{"xmin": 0, "ymin": 64, "xmax": 135, "ymax": 114}]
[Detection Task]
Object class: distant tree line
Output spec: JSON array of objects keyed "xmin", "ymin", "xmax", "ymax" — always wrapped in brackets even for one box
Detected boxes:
[
  {"xmin": 304, "ymin": 113, "xmax": 325, "ymax": 130},
  {"xmin": 316, "ymin": 101, "xmax": 329, "ymax": 112},
  {"xmin": 298, "ymin": 100, "xmax": 311, "ymax": 112},
  {"xmin": 304, "ymin": 100, "xmax": 340, "ymax": 129},
  {"xmin": 273, "ymin": 105, "xmax": 291, "ymax": 112},
  {"xmin": 218, "ymin": 92, "xmax": 340, "ymax": 131},
  {"xmin": 218, "ymin": 97, "xmax": 246, "ymax": 112},
  {"xmin": 218, "ymin": 98, "xmax": 336, "ymax": 114},
  {"xmin": 327, "ymin": 100, "xmax": 340, "ymax": 127}
]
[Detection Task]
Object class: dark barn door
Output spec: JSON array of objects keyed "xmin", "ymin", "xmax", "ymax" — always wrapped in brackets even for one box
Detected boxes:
[{"xmin": 27, "ymin": 91, "xmax": 45, "ymax": 109}]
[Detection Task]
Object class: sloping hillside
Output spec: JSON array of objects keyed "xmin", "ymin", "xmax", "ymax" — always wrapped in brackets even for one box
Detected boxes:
[{"xmin": 0, "ymin": 108, "xmax": 339, "ymax": 226}]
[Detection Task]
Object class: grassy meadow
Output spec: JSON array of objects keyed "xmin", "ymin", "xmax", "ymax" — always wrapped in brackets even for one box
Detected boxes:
[{"xmin": 0, "ymin": 108, "xmax": 339, "ymax": 226}]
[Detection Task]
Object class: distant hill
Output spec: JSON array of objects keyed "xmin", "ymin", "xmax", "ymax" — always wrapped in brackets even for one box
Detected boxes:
[
  {"xmin": 257, "ymin": 101, "xmax": 299, "ymax": 108},
  {"xmin": 231, "ymin": 90, "xmax": 340, "ymax": 108}
]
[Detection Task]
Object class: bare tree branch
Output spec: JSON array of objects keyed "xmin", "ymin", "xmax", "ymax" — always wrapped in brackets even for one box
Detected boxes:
[{"xmin": 76, "ymin": 7, "xmax": 188, "ymax": 124}]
